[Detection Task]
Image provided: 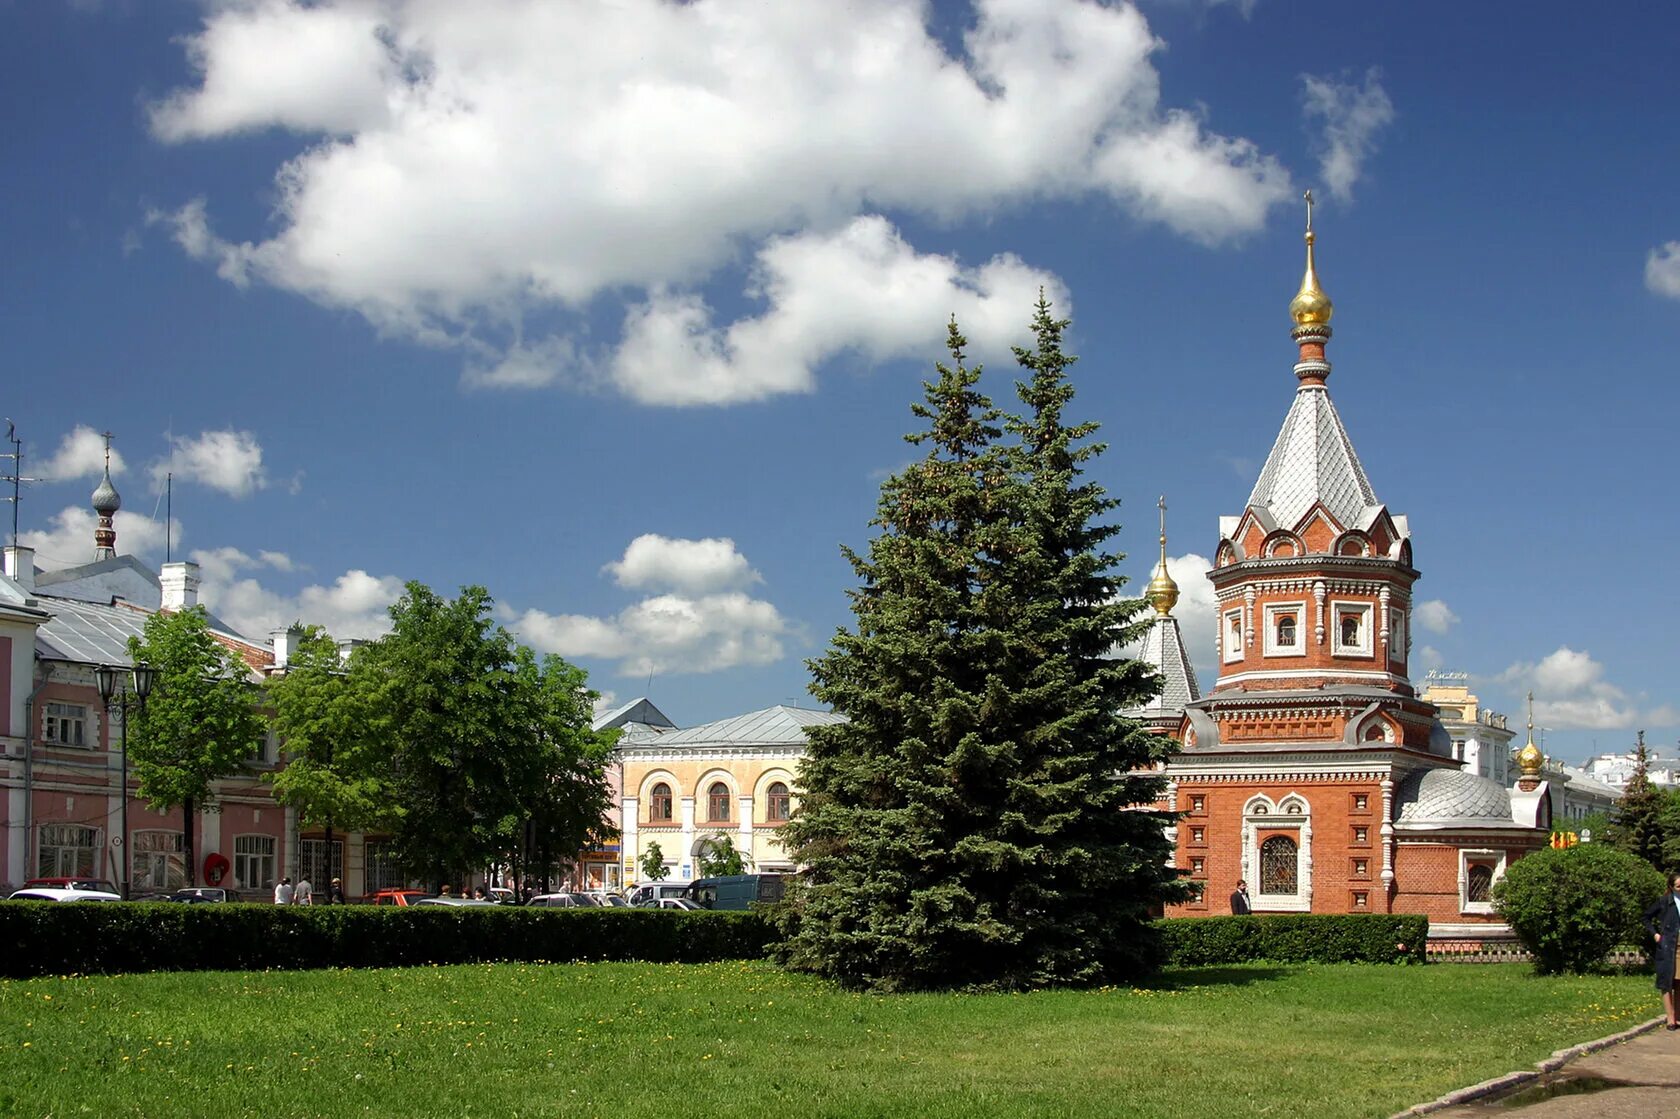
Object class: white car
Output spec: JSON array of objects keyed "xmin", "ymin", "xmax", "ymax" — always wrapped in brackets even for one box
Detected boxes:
[
  {"xmin": 651, "ymin": 897, "xmax": 703, "ymax": 911},
  {"xmin": 8, "ymin": 887, "xmax": 123, "ymax": 902}
]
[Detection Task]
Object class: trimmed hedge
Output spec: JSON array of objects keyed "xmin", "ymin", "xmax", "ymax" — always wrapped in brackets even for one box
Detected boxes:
[
  {"xmin": 1155, "ymin": 914, "xmax": 1428, "ymax": 966},
  {"xmin": 0, "ymin": 905, "xmax": 1424, "ymax": 978},
  {"xmin": 0, "ymin": 903, "xmax": 774, "ymax": 979}
]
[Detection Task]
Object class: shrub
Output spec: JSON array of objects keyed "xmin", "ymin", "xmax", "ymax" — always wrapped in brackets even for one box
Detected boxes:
[
  {"xmin": 0, "ymin": 903, "xmax": 774, "ymax": 979},
  {"xmin": 1493, "ymin": 844, "xmax": 1666, "ymax": 975},
  {"xmin": 1155, "ymin": 914, "xmax": 1427, "ymax": 966}
]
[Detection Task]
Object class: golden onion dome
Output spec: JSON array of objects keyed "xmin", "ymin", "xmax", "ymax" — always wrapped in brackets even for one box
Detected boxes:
[
  {"xmin": 1288, "ymin": 191, "xmax": 1333, "ymax": 330},
  {"xmin": 1144, "ymin": 496, "xmax": 1179, "ymax": 616},
  {"xmin": 1517, "ymin": 691, "xmax": 1544, "ymax": 776}
]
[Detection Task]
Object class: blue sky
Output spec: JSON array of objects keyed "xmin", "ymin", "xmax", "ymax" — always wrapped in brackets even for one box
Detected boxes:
[{"xmin": 5, "ymin": 0, "xmax": 1678, "ymax": 764}]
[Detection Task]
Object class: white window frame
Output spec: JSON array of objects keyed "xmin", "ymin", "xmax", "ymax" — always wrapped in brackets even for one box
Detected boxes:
[
  {"xmin": 1459, "ymin": 849, "xmax": 1506, "ymax": 915},
  {"xmin": 43, "ymin": 703, "xmax": 89, "ymax": 748},
  {"xmin": 234, "ymin": 834, "xmax": 278, "ymax": 891},
  {"xmin": 131, "ymin": 829, "xmax": 186, "ymax": 891},
  {"xmin": 1263, "ymin": 601, "xmax": 1308, "ymax": 657},
  {"xmin": 1331, "ymin": 601, "xmax": 1373, "ymax": 657},
  {"xmin": 37, "ymin": 823, "xmax": 100, "ymax": 878},
  {"xmin": 1241, "ymin": 794, "xmax": 1312, "ymax": 912},
  {"xmin": 1222, "ymin": 608, "xmax": 1245, "ymax": 663},
  {"xmin": 1388, "ymin": 608, "xmax": 1408, "ymax": 665}
]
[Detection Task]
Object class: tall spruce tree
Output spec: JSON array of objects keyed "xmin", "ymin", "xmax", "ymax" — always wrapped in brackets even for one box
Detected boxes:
[
  {"xmin": 1609, "ymin": 733, "xmax": 1670, "ymax": 871},
  {"xmin": 783, "ymin": 308, "xmax": 1185, "ymax": 991}
]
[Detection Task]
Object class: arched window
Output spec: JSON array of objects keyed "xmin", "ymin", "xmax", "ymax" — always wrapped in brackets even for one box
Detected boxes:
[
  {"xmin": 1340, "ymin": 613, "xmax": 1361, "ymax": 647},
  {"xmin": 766, "ymin": 782, "xmax": 790, "ymax": 822},
  {"xmin": 1260, "ymin": 836, "xmax": 1298, "ymax": 894},
  {"xmin": 649, "ymin": 782, "xmax": 673, "ymax": 823},
  {"xmin": 1276, "ymin": 614, "xmax": 1297, "ymax": 647},
  {"xmin": 709, "ymin": 782, "xmax": 731, "ymax": 822},
  {"xmin": 1466, "ymin": 864, "xmax": 1494, "ymax": 904}
]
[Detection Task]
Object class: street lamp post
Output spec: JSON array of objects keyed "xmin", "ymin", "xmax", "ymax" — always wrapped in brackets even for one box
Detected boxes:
[{"xmin": 96, "ymin": 662, "xmax": 156, "ymax": 900}]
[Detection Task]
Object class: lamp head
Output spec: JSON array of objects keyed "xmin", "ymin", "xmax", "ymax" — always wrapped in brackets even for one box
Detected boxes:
[
  {"xmin": 95, "ymin": 663, "xmax": 121, "ymax": 705},
  {"xmin": 132, "ymin": 661, "xmax": 157, "ymax": 701}
]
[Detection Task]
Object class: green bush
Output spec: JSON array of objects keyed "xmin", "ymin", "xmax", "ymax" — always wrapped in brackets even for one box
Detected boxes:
[
  {"xmin": 0, "ymin": 903, "xmax": 774, "ymax": 979},
  {"xmin": 1493, "ymin": 844, "xmax": 1666, "ymax": 975},
  {"xmin": 1155, "ymin": 914, "xmax": 1427, "ymax": 966}
]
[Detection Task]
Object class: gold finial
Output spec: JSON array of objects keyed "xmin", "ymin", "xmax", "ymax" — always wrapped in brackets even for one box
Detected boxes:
[
  {"xmin": 1144, "ymin": 495, "xmax": 1180, "ymax": 616},
  {"xmin": 1517, "ymin": 690, "xmax": 1544, "ymax": 777},
  {"xmin": 1288, "ymin": 189, "xmax": 1334, "ymax": 330}
]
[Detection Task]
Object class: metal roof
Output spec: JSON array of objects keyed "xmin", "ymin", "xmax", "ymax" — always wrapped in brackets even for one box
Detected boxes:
[
  {"xmin": 1126, "ymin": 614, "xmax": 1202, "ymax": 716},
  {"xmin": 641, "ymin": 705, "xmax": 846, "ymax": 747},
  {"xmin": 592, "ymin": 696, "xmax": 677, "ymax": 733},
  {"xmin": 1246, "ymin": 384, "xmax": 1381, "ymax": 531},
  {"xmin": 34, "ymin": 592, "xmax": 254, "ymax": 669}
]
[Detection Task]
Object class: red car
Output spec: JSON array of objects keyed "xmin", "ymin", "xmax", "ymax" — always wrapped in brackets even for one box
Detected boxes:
[{"xmin": 366, "ymin": 889, "xmax": 429, "ymax": 907}]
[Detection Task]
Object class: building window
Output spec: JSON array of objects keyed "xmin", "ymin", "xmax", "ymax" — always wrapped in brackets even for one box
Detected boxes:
[
  {"xmin": 1388, "ymin": 609, "xmax": 1407, "ymax": 664},
  {"xmin": 234, "ymin": 834, "xmax": 277, "ymax": 892},
  {"xmin": 1259, "ymin": 836, "xmax": 1298, "ymax": 894},
  {"xmin": 131, "ymin": 830, "xmax": 185, "ymax": 891},
  {"xmin": 1461, "ymin": 850, "xmax": 1505, "ymax": 914},
  {"xmin": 43, "ymin": 703, "xmax": 88, "ymax": 747},
  {"xmin": 708, "ymin": 782, "xmax": 731, "ymax": 822},
  {"xmin": 250, "ymin": 729, "xmax": 279, "ymax": 765},
  {"xmin": 766, "ymin": 782, "xmax": 791, "ymax": 822},
  {"xmin": 1263, "ymin": 602, "xmax": 1308, "ymax": 657},
  {"xmin": 299, "ymin": 838, "xmax": 343, "ymax": 887},
  {"xmin": 649, "ymin": 782, "xmax": 673, "ymax": 823},
  {"xmin": 1466, "ymin": 864, "xmax": 1494, "ymax": 904},
  {"xmin": 1332, "ymin": 602, "xmax": 1373, "ymax": 656},
  {"xmin": 1277, "ymin": 615, "xmax": 1297, "ymax": 647},
  {"xmin": 363, "ymin": 840, "xmax": 408, "ymax": 893},
  {"xmin": 1223, "ymin": 610, "xmax": 1244, "ymax": 662},
  {"xmin": 37, "ymin": 824, "xmax": 99, "ymax": 878}
]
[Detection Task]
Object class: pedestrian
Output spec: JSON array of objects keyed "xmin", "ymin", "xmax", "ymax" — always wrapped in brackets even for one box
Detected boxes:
[
  {"xmin": 1230, "ymin": 878, "xmax": 1252, "ymax": 916},
  {"xmin": 473, "ymin": 886, "xmax": 487, "ymax": 901},
  {"xmin": 439, "ymin": 883, "xmax": 453, "ymax": 898},
  {"xmin": 274, "ymin": 876, "xmax": 294, "ymax": 905},
  {"xmin": 328, "ymin": 877, "xmax": 347, "ymax": 905},
  {"xmin": 1642, "ymin": 871, "xmax": 1680, "ymax": 1030},
  {"xmin": 295, "ymin": 876, "xmax": 314, "ymax": 906}
]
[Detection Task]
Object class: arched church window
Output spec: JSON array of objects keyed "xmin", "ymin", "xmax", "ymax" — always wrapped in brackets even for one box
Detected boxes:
[
  {"xmin": 1466, "ymin": 864, "xmax": 1494, "ymax": 904},
  {"xmin": 708, "ymin": 782, "xmax": 732, "ymax": 822},
  {"xmin": 649, "ymin": 783, "xmax": 673, "ymax": 823},
  {"xmin": 1276, "ymin": 614, "xmax": 1297, "ymax": 647},
  {"xmin": 766, "ymin": 782, "xmax": 790, "ymax": 822},
  {"xmin": 1340, "ymin": 613, "xmax": 1361, "ymax": 647},
  {"xmin": 1260, "ymin": 836, "xmax": 1298, "ymax": 894}
]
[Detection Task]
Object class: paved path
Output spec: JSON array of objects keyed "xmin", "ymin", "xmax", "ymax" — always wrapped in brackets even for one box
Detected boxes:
[{"xmin": 1411, "ymin": 1022, "xmax": 1680, "ymax": 1118}]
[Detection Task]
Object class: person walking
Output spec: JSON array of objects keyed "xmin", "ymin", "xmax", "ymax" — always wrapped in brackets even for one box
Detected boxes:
[
  {"xmin": 328, "ymin": 877, "xmax": 347, "ymax": 905},
  {"xmin": 1642, "ymin": 872, "xmax": 1680, "ymax": 1030},
  {"xmin": 1230, "ymin": 879, "xmax": 1252, "ymax": 916},
  {"xmin": 295, "ymin": 876, "xmax": 314, "ymax": 906},
  {"xmin": 274, "ymin": 876, "xmax": 294, "ymax": 905}
]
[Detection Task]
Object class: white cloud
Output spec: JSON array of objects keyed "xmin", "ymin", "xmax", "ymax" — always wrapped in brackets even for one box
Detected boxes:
[
  {"xmin": 612, "ymin": 218, "xmax": 1065, "ymax": 405},
  {"xmin": 192, "ymin": 546, "xmax": 403, "ymax": 641},
  {"xmin": 1645, "ymin": 242, "xmax": 1680, "ymax": 300},
  {"xmin": 1417, "ymin": 645, "xmax": 1444, "ymax": 673},
  {"xmin": 1300, "ymin": 68, "xmax": 1394, "ymax": 203},
  {"xmin": 512, "ymin": 536, "xmax": 794, "ymax": 677},
  {"xmin": 1414, "ymin": 599, "xmax": 1459, "ymax": 635},
  {"xmin": 154, "ymin": 0, "xmax": 1292, "ymax": 403},
  {"xmin": 41, "ymin": 426, "xmax": 126, "ymax": 482},
  {"xmin": 1497, "ymin": 646, "xmax": 1648, "ymax": 730},
  {"xmin": 19, "ymin": 506, "xmax": 176, "ymax": 568},
  {"xmin": 152, "ymin": 430, "xmax": 267, "ymax": 497},
  {"xmin": 605, "ymin": 535, "xmax": 761, "ymax": 595}
]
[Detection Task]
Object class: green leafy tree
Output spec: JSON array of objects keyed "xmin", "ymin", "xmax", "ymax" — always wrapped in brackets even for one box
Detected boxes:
[
  {"xmin": 784, "ymin": 307, "xmax": 1185, "ymax": 992},
  {"xmin": 640, "ymin": 841, "xmax": 670, "ymax": 883},
  {"xmin": 266, "ymin": 626, "xmax": 389, "ymax": 891},
  {"xmin": 1493, "ymin": 844, "xmax": 1665, "ymax": 974},
  {"xmin": 1608, "ymin": 734, "xmax": 1670, "ymax": 871},
  {"xmin": 698, "ymin": 834, "xmax": 746, "ymax": 878},
  {"xmin": 126, "ymin": 606, "xmax": 266, "ymax": 887}
]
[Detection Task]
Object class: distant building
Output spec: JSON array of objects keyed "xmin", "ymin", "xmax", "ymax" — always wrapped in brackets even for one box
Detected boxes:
[
  {"xmin": 1419, "ymin": 674, "xmax": 1514, "ymax": 786},
  {"xmin": 1583, "ymin": 750, "xmax": 1679, "ymax": 791}
]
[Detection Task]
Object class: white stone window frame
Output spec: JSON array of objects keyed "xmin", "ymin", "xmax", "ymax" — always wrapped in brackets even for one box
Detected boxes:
[
  {"xmin": 1388, "ymin": 608, "xmax": 1408, "ymax": 665},
  {"xmin": 1241, "ymin": 793, "xmax": 1312, "ymax": 912},
  {"xmin": 1222, "ymin": 607, "xmax": 1245, "ymax": 664},
  {"xmin": 43, "ymin": 702, "xmax": 91, "ymax": 748},
  {"xmin": 1331, "ymin": 600, "xmax": 1373, "ymax": 657},
  {"xmin": 1262, "ymin": 601, "xmax": 1309, "ymax": 658},
  {"xmin": 1459, "ymin": 848, "xmax": 1506, "ymax": 915}
]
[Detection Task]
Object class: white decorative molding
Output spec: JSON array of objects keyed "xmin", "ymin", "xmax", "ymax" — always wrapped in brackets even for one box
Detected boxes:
[
  {"xmin": 1380, "ymin": 776, "xmax": 1395, "ymax": 890},
  {"xmin": 1378, "ymin": 587, "xmax": 1391, "ymax": 645},
  {"xmin": 1313, "ymin": 580, "xmax": 1326, "ymax": 646}
]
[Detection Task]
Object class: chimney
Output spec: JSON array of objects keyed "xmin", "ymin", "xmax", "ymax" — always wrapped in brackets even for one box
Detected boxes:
[
  {"xmin": 270, "ymin": 625, "xmax": 304, "ymax": 669},
  {"xmin": 159, "ymin": 561, "xmax": 201, "ymax": 609},
  {"xmin": 3, "ymin": 545, "xmax": 34, "ymax": 592}
]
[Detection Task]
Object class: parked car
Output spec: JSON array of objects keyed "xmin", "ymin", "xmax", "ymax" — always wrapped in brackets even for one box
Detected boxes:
[
  {"xmin": 8, "ymin": 887, "xmax": 123, "ymax": 902},
  {"xmin": 627, "ymin": 882, "xmax": 691, "ymax": 907},
  {"xmin": 412, "ymin": 897, "xmax": 499, "ymax": 908},
  {"xmin": 527, "ymin": 892, "xmax": 604, "ymax": 909},
  {"xmin": 486, "ymin": 887, "xmax": 516, "ymax": 904},
  {"xmin": 23, "ymin": 876, "xmax": 119, "ymax": 895},
  {"xmin": 688, "ymin": 874, "xmax": 787, "ymax": 911},
  {"xmin": 367, "ymin": 889, "xmax": 430, "ymax": 907},
  {"xmin": 168, "ymin": 887, "xmax": 230, "ymax": 903},
  {"xmin": 598, "ymin": 894, "xmax": 629, "ymax": 907},
  {"xmin": 651, "ymin": 897, "xmax": 703, "ymax": 911}
]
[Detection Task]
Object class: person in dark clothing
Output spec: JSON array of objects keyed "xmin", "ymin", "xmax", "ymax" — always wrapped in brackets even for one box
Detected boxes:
[
  {"xmin": 1643, "ymin": 872, "xmax": 1680, "ymax": 1030},
  {"xmin": 328, "ymin": 877, "xmax": 347, "ymax": 905},
  {"xmin": 1230, "ymin": 879, "xmax": 1252, "ymax": 916}
]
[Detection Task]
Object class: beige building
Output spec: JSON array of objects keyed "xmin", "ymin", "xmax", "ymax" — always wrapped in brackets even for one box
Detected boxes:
[{"xmin": 617, "ymin": 705, "xmax": 843, "ymax": 885}]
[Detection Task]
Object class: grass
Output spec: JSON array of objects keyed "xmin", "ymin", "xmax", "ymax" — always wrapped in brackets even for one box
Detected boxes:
[{"xmin": 0, "ymin": 960, "xmax": 1659, "ymax": 1119}]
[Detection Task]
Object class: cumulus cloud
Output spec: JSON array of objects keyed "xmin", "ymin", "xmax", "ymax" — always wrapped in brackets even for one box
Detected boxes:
[
  {"xmin": 41, "ymin": 426, "xmax": 126, "ymax": 482},
  {"xmin": 1416, "ymin": 645, "xmax": 1444, "ymax": 673},
  {"xmin": 19, "ymin": 506, "xmax": 176, "ymax": 568},
  {"xmin": 1301, "ymin": 68, "xmax": 1394, "ymax": 203},
  {"xmin": 605, "ymin": 535, "xmax": 761, "ymax": 595},
  {"xmin": 1414, "ymin": 599, "xmax": 1459, "ymax": 635},
  {"xmin": 511, "ymin": 536, "xmax": 794, "ymax": 676},
  {"xmin": 1497, "ymin": 646, "xmax": 1651, "ymax": 730},
  {"xmin": 1645, "ymin": 242, "xmax": 1680, "ymax": 300},
  {"xmin": 152, "ymin": 430, "xmax": 267, "ymax": 497},
  {"xmin": 153, "ymin": 0, "xmax": 1292, "ymax": 404},
  {"xmin": 192, "ymin": 546, "xmax": 403, "ymax": 641}
]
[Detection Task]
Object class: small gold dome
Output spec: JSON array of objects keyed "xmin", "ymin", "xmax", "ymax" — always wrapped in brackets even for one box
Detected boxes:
[
  {"xmin": 1145, "ymin": 556, "xmax": 1179, "ymax": 617},
  {"xmin": 1517, "ymin": 737, "xmax": 1544, "ymax": 777},
  {"xmin": 1289, "ymin": 229, "xmax": 1334, "ymax": 330}
]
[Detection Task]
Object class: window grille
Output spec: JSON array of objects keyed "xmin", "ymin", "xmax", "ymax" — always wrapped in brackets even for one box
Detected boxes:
[
  {"xmin": 1259, "ymin": 836, "xmax": 1298, "ymax": 894},
  {"xmin": 1466, "ymin": 864, "xmax": 1494, "ymax": 904}
]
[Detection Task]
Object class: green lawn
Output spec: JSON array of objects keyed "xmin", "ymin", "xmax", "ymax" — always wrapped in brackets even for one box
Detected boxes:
[{"xmin": 0, "ymin": 961, "xmax": 1658, "ymax": 1119}]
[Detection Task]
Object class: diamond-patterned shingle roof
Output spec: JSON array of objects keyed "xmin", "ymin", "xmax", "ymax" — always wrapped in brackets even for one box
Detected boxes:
[
  {"xmin": 1395, "ymin": 767, "xmax": 1526, "ymax": 829},
  {"xmin": 1127, "ymin": 615, "xmax": 1201, "ymax": 717},
  {"xmin": 1246, "ymin": 385, "xmax": 1380, "ymax": 531}
]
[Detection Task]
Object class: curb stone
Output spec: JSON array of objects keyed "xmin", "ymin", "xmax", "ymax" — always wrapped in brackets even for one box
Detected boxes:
[{"xmin": 1387, "ymin": 1017, "xmax": 1665, "ymax": 1117}]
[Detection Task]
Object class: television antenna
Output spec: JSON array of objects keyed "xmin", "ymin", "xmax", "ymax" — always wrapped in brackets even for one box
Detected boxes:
[{"xmin": 1, "ymin": 420, "xmax": 42, "ymax": 547}]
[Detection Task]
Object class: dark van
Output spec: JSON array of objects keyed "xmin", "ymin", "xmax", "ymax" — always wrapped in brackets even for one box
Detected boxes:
[{"xmin": 688, "ymin": 874, "xmax": 786, "ymax": 911}]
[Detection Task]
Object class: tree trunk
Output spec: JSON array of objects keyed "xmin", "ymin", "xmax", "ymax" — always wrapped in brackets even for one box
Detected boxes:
[{"xmin": 183, "ymin": 795, "xmax": 196, "ymax": 887}]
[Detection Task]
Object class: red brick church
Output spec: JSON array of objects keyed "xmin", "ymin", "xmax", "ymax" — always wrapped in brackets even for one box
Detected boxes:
[{"xmin": 1139, "ymin": 198, "xmax": 1549, "ymax": 943}]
